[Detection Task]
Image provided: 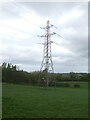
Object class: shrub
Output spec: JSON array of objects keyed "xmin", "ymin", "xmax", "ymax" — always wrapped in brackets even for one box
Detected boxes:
[
  {"xmin": 74, "ymin": 84, "xmax": 80, "ymax": 88},
  {"xmin": 56, "ymin": 82, "xmax": 71, "ymax": 87}
]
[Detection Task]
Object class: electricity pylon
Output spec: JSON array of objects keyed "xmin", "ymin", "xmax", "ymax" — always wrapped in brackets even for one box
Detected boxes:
[{"xmin": 38, "ymin": 20, "xmax": 56, "ymax": 87}]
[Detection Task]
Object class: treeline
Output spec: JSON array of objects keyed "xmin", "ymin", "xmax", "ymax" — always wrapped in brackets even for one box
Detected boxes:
[
  {"xmin": 54, "ymin": 72, "xmax": 88, "ymax": 82},
  {"xmin": 1, "ymin": 62, "xmax": 89, "ymax": 85},
  {"xmin": 1, "ymin": 62, "xmax": 39, "ymax": 85}
]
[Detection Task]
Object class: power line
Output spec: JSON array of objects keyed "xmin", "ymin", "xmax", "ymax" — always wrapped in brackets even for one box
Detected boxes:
[
  {"xmin": 13, "ymin": 2, "xmax": 41, "ymax": 27},
  {"xmin": 2, "ymin": 3, "xmax": 41, "ymax": 28},
  {"xmin": 2, "ymin": 3, "xmax": 64, "ymax": 40},
  {"xmin": 37, "ymin": 41, "xmax": 61, "ymax": 46},
  {"xmin": 0, "ymin": 32, "xmax": 36, "ymax": 41},
  {"xmin": 37, "ymin": 20, "xmax": 86, "ymax": 87},
  {"xmin": 1, "ymin": 23, "xmax": 37, "ymax": 37},
  {"xmin": 49, "ymin": 23, "xmax": 64, "ymax": 39},
  {"xmin": 55, "ymin": 33, "xmax": 63, "ymax": 38},
  {"xmin": 52, "ymin": 41, "xmax": 62, "ymax": 46},
  {"xmin": 2, "ymin": 3, "xmax": 65, "ymax": 40}
]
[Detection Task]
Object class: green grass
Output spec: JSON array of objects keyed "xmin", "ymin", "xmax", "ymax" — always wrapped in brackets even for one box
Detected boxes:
[
  {"xmin": 0, "ymin": 83, "xmax": 2, "ymax": 119},
  {"xmin": 2, "ymin": 82, "xmax": 88, "ymax": 118}
]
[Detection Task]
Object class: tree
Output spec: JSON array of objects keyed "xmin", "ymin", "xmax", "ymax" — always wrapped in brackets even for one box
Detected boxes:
[
  {"xmin": 12, "ymin": 65, "xmax": 17, "ymax": 71},
  {"xmin": 69, "ymin": 72, "xmax": 76, "ymax": 81},
  {"xmin": 2, "ymin": 62, "xmax": 7, "ymax": 69}
]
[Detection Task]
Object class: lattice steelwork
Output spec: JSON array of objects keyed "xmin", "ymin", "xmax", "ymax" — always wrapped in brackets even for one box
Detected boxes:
[{"xmin": 38, "ymin": 20, "xmax": 56, "ymax": 87}]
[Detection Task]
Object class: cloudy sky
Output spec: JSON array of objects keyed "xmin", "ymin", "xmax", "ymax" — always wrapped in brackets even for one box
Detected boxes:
[{"xmin": 0, "ymin": 2, "xmax": 88, "ymax": 73}]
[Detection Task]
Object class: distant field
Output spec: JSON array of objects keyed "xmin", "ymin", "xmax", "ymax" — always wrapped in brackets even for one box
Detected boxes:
[
  {"xmin": 2, "ymin": 82, "xmax": 88, "ymax": 118},
  {"xmin": 0, "ymin": 83, "xmax": 2, "ymax": 118}
]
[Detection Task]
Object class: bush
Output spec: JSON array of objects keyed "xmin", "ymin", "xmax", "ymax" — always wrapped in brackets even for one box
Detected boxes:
[
  {"xmin": 49, "ymin": 81, "xmax": 56, "ymax": 86},
  {"xmin": 56, "ymin": 82, "xmax": 71, "ymax": 87},
  {"xmin": 74, "ymin": 84, "xmax": 80, "ymax": 88}
]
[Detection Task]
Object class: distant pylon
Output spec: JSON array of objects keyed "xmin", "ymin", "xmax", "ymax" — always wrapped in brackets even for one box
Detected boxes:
[{"xmin": 38, "ymin": 20, "xmax": 56, "ymax": 87}]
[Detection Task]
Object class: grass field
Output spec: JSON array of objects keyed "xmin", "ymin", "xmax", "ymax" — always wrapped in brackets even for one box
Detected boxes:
[
  {"xmin": 0, "ymin": 83, "xmax": 2, "ymax": 119},
  {"xmin": 2, "ymin": 82, "xmax": 88, "ymax": 118}
]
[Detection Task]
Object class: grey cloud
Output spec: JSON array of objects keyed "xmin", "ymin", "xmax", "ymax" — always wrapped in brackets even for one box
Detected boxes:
[{"xmin": 0, "ymin": 2, "xmax": 88, "ymax": 73}]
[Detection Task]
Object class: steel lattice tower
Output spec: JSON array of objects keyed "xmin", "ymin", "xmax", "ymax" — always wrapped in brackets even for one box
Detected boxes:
[{"xmin": 38, "ymin": 20, "xmax": 56, "ymax": 87}]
